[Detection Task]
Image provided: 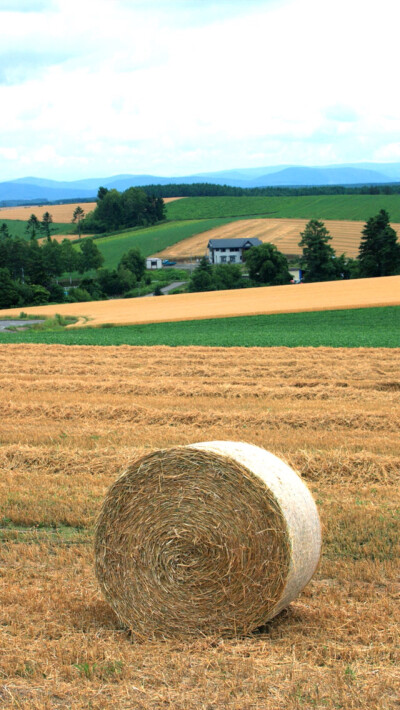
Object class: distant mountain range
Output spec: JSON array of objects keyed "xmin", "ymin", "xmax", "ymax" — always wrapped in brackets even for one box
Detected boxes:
[{"xmin": 1, "ymin": 163, "xmax": 400, "ymax": 203}]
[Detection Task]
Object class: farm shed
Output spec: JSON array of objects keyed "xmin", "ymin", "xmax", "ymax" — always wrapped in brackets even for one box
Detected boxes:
[
  {"xmin": 208, "ymin": 237, "xmax": 262, "ymax": 264},
  {"xmin": 146, "ymin": 257, "xmax": 162, "ymax": 270}
]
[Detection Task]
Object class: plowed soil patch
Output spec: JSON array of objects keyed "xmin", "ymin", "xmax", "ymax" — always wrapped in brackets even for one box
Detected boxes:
[{"xmin": 155, "ymin": 217, "xmax": 400, "ymax": 259}]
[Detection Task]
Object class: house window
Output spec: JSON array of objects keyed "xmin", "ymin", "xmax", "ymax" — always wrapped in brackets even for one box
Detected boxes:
[
  {"xmin": 221, "ymin": 256, "xmax": 227, "ymax": 263},
  {"xmin": 229, "ymin": 256, "xmax": 236, "ymax": 263}
]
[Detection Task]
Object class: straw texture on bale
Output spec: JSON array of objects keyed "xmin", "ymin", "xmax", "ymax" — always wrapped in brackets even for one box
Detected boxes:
[{"xmin": 95, "ymin": 441, "xmax": 321, "ymax": 638}]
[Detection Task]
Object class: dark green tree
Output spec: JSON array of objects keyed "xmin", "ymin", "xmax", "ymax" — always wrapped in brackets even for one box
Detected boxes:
[
  {"xmin": 85, "ymin": 187, "xmax": 165, "ymax": 233},
  {"xmin": 25, "ymin": 214, "xmax": 41, "ymax": 241},
  {"xmin": 78, "ymin": 277, "xmax": 105, "ymax": 300},
  {"xmin": 213, "ymin": 263, "xmax": 246, "ymax": 290},
  {"xmin": 118, "ymin": 247, "xmax": 146, "ymax": 281},
  {"xmin": 92, "ymin": 189, "xmax": 124, "ymax": 232},
  {"xmin": 188, "ymin": 256, "xmax": 214, "ymax": 292},
  {"xmin": 0, "ymin": 222, "xmax": 10, "ymax": 239},
  {"xmin": 299, "ymin": 220, "xmax": 338, "ymax": 282},
  {"xmin": 96, "ymin": 268, "xmax": 134, "ymax": 296},
  {"xmin": 0, "ymin": 268, "xmax": 18, "ymax": 308},
  {"xmin": 72, "ymin": 206, "xmax": 85, "ymax": 239},
  {"xmin": 244, "ymin": 243, "xmax": 291, "ymax": 285},
  {"xmin": 117, "ymin": 266, "xmax": 137, "ymax": 291},
  {"xmin": 26, "ymin": 239, "xmax": 47, "ymax": 285},
  {"xmin": 40, "ymin": 212, "xmax": 53, "ymax": 241},
  {"xmin": 78, "ymin": 239, "xmax": 104, "ymax": 273},
  {"xmin": 97, "ymin": 186, "xmax": 109, "ymax": 201},
  {"xmin": 60, "ymin": 239, "xmax": 79, "ymax": 284},
  {"xmin": 358, "ymin": 209, "xmax": 400, "ymax": 277},
  {"xmin": 122, "ymin": 187, "xmax": 149, "ymax": 227},
  {"xmin": 29, "ymin": 284, "xmax": 51, "ymax": 305},
  {"xmin": 41, "ymin": 239, "xmax": 64, "ymax": 279},
  {"xmin": 5, "ymin": 236, "xmax": 28, "ymax": 282}
]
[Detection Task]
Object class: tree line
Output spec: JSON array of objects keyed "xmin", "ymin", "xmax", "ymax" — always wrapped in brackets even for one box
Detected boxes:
[
  {"xmin": 0, "ymin": 216, "xmax": 153, "ymax": 308},
  {"xmin": 3, "ymin": 181, "xmax": 400, "ymax": 211},
  {"xmin": 139, "ymin": 182, "xmax": 400, "ymax": 198},
  {"xmin": 82, "ymin": 187, "xmax": 165, "ymax": 233},
  {"xmin": 0, "ymin": 223, "xmax": 104, "ymax": 308}
]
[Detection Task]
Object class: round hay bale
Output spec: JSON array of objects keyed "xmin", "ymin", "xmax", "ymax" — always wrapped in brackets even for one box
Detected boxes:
[{"xmin": 95, "ymin": 441, "xmax": 321, "ymax": 638}]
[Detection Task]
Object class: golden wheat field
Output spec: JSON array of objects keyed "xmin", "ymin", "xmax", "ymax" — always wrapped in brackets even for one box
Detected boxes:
[
  {"xmin": 0, "ymin": 202, "xmax": 97, "ymax": 223},
  {"xmin": 37, "ymin": 233, "xmax": 95, "ymax": 245},
  {"xmin": 0, "ymin": 197, "xmax": 183, "ymax": 224},
  {"xmin": 155, "ymin": 217, "xmax": 400, "ymax": 260},
  {"xmin": 0, "ymin": 275, "xmax": 399, "ymax": 328},
  {"xmin": 0, "ymin": 343, "xmax": 399, "ymax": 709}
]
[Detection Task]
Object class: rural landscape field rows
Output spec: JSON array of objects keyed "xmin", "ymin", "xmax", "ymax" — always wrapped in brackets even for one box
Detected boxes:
[
  {"xmin": 155, "ymin": 217, "xmax": 400, "ymax": 259},
  {"xmin": 0, "ymin": 197, "xmax": 183, "ymax": 223},
  {"xmin": 1, "ymin": 344, "xmax": 399, "ymax": 709},
  {"xmin": 1, "ymin": 275, "xmax": 399, "ymax": 328},
  {"xmin": 0, "ymin": 202, "xmax": 97, "ymax": 223}
]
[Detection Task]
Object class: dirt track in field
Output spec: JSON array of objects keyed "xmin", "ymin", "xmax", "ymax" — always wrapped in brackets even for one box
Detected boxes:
[
  {"xmin": 0, "ymin": 344, "xmax": 399, "ymax": 709},
  {"xmin": 155, "ymin": 217, "xmax": 400, "ymax": 259},
  {"xmin": 0, "ymin": 275, "xmax": 398, "ymax": 327}
]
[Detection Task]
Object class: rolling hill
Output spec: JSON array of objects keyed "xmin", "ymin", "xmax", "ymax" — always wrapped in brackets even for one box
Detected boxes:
[{"xmin": 2, "ymin": 163, "xmax": 400, "ymax": 203}]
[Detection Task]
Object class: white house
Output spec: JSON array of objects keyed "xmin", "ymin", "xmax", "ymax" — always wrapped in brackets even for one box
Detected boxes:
[
  {"xmin": 146, "ymin": 257, "xmax": 162, "ymax": 270},
  {"xmin": 207, "ymin": 238, "xmax": 262, "ymax": 264}
]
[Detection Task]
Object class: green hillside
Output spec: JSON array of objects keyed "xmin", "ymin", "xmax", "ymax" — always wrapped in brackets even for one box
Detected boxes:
[
  {"xmin": 166, "ymin": 195, "xmax": 400, "ymax": 222},
  {"xmin": 0, "ymin": 219, "xmax": 74, "ymax": 239},
  {"xmin": 93, "ymin": 218, "xmax": 231, "ymax": 268}
]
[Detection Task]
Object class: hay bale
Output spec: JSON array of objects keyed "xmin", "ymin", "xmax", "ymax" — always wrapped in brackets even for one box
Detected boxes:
[{"xmin": 95, "ymin": 441, "xmax": 321, "ymax": 638}]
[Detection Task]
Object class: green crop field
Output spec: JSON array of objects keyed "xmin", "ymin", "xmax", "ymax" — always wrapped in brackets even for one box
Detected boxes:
[
  {"xmin": 1, "ymin": 307, "xmax": 399, "ymax": 347},
  {"xmin": 92, "ymin": 218, "xmax": 232, "ymax": 268},
  {"xmin": 0, "ymin": 219, "xmax": 74, "ymax": 239},
  {"xmin": 166, "ymin": 195, "xmax": 400, "ymax": 222}
]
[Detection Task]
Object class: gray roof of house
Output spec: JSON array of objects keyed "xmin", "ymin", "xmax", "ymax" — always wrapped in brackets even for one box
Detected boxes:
[{"xmin": 208, "ymin": 238, "xmax": 262, "ymax": 249}]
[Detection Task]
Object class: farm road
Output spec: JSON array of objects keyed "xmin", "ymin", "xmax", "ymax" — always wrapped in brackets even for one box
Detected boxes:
[
  {"xmin": 145, "ymin": 281, "xmax": 187, "ymax": 297},
  {"xmin": 0, "ymin": 319, "xmax": 44, "ymax": 332}
]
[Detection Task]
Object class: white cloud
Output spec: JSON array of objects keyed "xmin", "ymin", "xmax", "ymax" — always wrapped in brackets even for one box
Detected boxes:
[{"xmin": 0, "ymin": 0, "xmax": 399, "ymax": 179}]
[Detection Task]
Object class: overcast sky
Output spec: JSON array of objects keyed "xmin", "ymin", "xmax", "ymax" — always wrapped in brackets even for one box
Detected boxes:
[{"xmin": 1, "ymin": 0, "xmax": 399, "ymax": 180}]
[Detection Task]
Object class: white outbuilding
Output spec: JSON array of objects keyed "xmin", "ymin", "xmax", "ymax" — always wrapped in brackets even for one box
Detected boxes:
[{"xmin": 146, "ymin": 257, "xmax": 162, "ymax": 270}]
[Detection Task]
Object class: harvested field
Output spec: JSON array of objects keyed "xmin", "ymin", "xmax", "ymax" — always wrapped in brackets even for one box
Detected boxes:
[
  {"xmin": 0, "ymin": 202, "xmax": 97, "ymax": 222},
  {"xmin": 162, "ymin": 196, "xmax": 186, "ymax": 203},
  {"xmin": 38, "ymin": 233, "xmax": 94, "ymax": 244},
  {"xmin": 155, "ymin": 217, "xmax": 400, "ymax": 259},
  {"xmin": 0, "ymin": 275, "xmax": 399, "ymax": 328},
  {"xmin": 0, "ymin": 344, "xmax": 399, "ymax": 709},
  {"xmin": 0, "ymin": 197, "xmax": 183, "ymax": 223}
]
